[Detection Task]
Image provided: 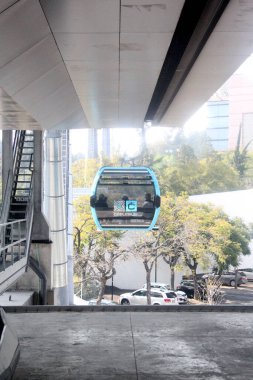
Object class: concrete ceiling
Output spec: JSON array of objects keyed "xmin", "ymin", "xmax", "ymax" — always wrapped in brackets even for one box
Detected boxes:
[{"xmin": 0, "ymin": 0, "xmax": 253, "ymax": 131}]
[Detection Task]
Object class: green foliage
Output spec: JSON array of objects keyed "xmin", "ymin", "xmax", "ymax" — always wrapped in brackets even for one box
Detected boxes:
[
  {"xmin": 71, "ymin": 135, "xmax": 252, "ymax": 300},
  {"xmin": 72, "ymin": 159, "xmax": 100, "ymax": 188},
  {"xmin": 155, "ymin": 151, "xmax": 240, "ymax": 196},
  {"xmin": 157, "ymin": 194, "xmax": 251, "ymax": 296},
  {"xmin": 214, "ymin": 217, "xmax": 251, "ymax": 271}
]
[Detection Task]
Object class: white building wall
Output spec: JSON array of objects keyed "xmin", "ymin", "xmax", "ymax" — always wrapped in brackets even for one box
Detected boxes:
[{"xmin": 112, "ymin": 230, "xmax": 182, "ymax": 290}]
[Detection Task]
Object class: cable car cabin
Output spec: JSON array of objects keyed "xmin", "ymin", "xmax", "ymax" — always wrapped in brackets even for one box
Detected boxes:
[{"xmin": 90, "ymin": 167, "xmax": 161, "ymax": 230}]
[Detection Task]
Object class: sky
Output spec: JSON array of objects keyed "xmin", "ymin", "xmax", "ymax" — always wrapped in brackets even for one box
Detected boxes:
[
  {"xmin": 70, "ymin": 53, "xmax": 253, "ymax": 156},
  {"xmin": 70, "ymin": 127, "xmax": 171, "ymax": 157}
]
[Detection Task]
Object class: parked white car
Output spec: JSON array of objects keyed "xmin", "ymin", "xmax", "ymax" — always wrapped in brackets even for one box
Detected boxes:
[
  {"xmin": 238, "ymin": 268, "xmax": 253, "ymax": 281},
  {"xmin": 142, "ymin": 282, "xmax": 188, "ymax": 304},
  {"xmin": 119, "ymin": 288, "xmax": 179, "ymax": 305}
]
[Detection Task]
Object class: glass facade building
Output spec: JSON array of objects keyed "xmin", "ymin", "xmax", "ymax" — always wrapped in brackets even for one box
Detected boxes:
[{"xmin": 206, "ymin": 100, "xmax": 229, "ymax": 151}]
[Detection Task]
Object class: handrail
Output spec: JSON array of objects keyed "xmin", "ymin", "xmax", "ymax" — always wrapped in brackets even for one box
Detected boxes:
[
  {"xmin": 29, "ymin": 153, "xmax": 34, "ymax": 172},
  {"xmin": 12, "ymin": 131, "xmax": 23, "ymax": 176},
  {"xmin": 0, "ymin": 219, "xmax": 27, "ymax": 271},
  {"xmin": 0, "ymin": 219, "xmax": 26, "ymax": 227},
  {"xmin": 24, "ymin": 176, "xmax": 34, "ymax": 259},
  {"xmin": 0, "ymin": 170, "xmax": 12, "ymax": 224},
  {"xmin": 1, "ymin": 131, "xmax": 24, "ymax": 225}
]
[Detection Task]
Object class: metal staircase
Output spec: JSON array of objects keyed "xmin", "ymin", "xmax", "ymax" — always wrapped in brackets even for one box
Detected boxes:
[{"xmin": 0, "ymin": 131, "xmax": 34, "ymax": 294}]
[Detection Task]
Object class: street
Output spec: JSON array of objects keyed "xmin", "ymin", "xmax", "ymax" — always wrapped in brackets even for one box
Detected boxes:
[{"xmin": 222, "ymin": 282, "xmax": 253, "ymax": 305}]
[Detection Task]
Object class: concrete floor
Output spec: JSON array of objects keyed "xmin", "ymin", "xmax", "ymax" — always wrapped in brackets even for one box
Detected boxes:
[{"xmin": 7, "ymin": 310, "xmax": 253, "ymax": 380}]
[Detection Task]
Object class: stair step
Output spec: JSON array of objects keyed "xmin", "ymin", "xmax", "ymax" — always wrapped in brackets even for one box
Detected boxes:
[
  {"xmin": 16, "ymin": 181, "xmax": 32, "ymax": 183},
  {"xmin": 10, "ymin": 206, "xmax": 27, "ymax": 209},
  {"xmin": 10, "ymin": 202, "xmax": 28, "ymax": 205},
  {"xmin": 14, "ymin": 184, "xmax": 31, "ymax": 187},
  {"xmin": 9, "ymin": 209, "xmax": 26, "ymax": 213},
  {"xmin": 9, "ymin": 214, "xmax": 26, "ymax": 218},
  {"xmin": 10, "ymin": 207, "xmax": 27, "ymax": 211}
]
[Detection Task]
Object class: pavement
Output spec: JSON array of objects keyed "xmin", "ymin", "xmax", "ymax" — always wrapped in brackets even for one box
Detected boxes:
[{"xmin": 5, "ymin": 307, "xmax": 253, "ymax": 380}]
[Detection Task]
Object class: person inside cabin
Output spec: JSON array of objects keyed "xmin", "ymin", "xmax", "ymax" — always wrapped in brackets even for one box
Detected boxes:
[
  {"xmin": 142, "ymin": 192, "xmax": 154, "ymax": 219},
  {"xmin": 95, "ymin": 193, "xmax": 108, "ymax": 208},
  {"xmin": 142, "ymin": 192, "xmax": 154, "ymax": 209}
]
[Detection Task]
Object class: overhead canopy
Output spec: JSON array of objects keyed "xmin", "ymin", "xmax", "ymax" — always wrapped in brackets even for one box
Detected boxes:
[{"xmin": 0, "ymin": 0, "xmax": 253, "ymax": 131}]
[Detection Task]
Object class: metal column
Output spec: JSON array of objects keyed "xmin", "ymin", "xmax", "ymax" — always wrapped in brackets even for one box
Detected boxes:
[{"xmin": 44, "ymin": 130, "xmax": 69, "ymax": 305}]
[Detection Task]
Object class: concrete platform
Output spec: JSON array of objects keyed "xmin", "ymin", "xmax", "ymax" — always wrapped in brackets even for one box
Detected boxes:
[
  {"xmin": 5, "ymin": 307, "xmax": 253, "ymax": 380},
  {"xmin": 0, "ymin": 291, "xmax": 34, "ymax": 306}
]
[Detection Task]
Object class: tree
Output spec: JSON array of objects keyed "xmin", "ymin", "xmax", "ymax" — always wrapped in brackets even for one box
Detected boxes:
[
  {"xmin": 73, "ymin": 195, "xmax": 99, "ymax": 295},
  {"xmin": 233, "ymin": 124, "xmax": 252, "ymax": 178},
  {"xmin": 155, "ymin": 151, "xmax": 240, "ymax": 196},
  {"xmin": 157, "ymin": 195, "xmax": 251, "ymax": 299},
  {"xmin": 204, "ymin": 276, "xmax": 224, "ymax": 305},
  {"xmin": 130, "ymin": 231, "xmax": 163, "ymax": 304},
  {"xmin": 73, "ymin": 195, "xmax": 125, "ymax": 303},
  {"xmin": 156, "ymin": 195, "xmax": 215, "ymax": 296},
  {"xmin": 212, "ymin": 216, "xmax": 251, "ymax": 272},
  {"xmin": 158, "ymin": 194, "xmax": 187, "ymax": 290},
  {"xmin": 179, "ymin": 204, "xmax": 212, "ymax": 298},
  {"xmin": 86, "ymin": 231, "xmax": 125, "ymax": 304},
  {"xmin": 72, "ymin": 158, "xmax": 100, "ymax": 187}
]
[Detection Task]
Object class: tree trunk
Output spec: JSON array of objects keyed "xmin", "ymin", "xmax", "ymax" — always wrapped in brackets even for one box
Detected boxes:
[
  {"xmin": 146, "ymin": 270, "xmax": 152, "ymax": 305},
  {"xmin": 97, "ymin": 278, "xmax": 106, "ymax": 304},
  {"xmin": 191, "ymin": 266, "xmax": 199, "ymax": 300},
  {"xmin": 170, "ymin": 266, "xmax": 175, "ymax": 290}
]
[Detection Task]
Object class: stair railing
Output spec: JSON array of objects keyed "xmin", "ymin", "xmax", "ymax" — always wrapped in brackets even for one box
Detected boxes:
[
  {"xmin": 12, "ymin": 131, "xmax": 22, "ymax": 172},
  {"xmin": 0, "ymin": 170, "xmax": 12, "ymax": 225},
  {"xmin": 24, "ymin": 176, "xmax": 34, "ymax": 259},
  {"xmin": 0, "ymin": 219, "xmax": 26, "ymax": 271},
  {"xmin": 0, "ymin": 131, "xmax": 34, "ymax": 276}
]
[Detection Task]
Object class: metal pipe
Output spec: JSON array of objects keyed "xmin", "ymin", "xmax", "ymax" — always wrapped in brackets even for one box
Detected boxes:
[
  {"xmin": 66, "ymin": 132, "xmax": 74, "ymax": 304},
  {"xmin": 44, "ymin": 130, "xmax": 69, "ymax": 305}
]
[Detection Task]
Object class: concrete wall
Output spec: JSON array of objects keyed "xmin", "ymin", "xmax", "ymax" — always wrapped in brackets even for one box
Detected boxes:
[{"xmin": 13, "ymin": 243, "xmax": 52, "ymax": 292}]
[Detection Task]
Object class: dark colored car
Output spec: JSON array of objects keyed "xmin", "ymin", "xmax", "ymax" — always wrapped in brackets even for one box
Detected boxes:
[
  {"xmin": 176, "ymin": 284, "xmax": 194, "ymax": 299},
  {"xmin": 177, "ymin": 280, "xmax": 206, "ymax": 300}
]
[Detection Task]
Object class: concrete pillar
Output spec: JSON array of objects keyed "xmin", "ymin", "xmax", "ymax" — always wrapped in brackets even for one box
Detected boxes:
[
  {"xmin": 31, "ymin": 131, "xmax": 50, "ymax": 242},
  {"xmin": 2, "ymin": 130, "xmax": 13, "ymax": 200},
  {"xmin": 44, "ymin": 130, "xmax": 69, "ymax": 305}
]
